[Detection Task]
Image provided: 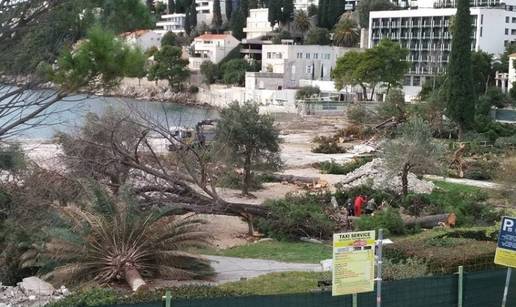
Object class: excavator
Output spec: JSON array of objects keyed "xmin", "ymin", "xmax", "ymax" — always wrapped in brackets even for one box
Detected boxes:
[{"xmin": 168, "ymin": 119, "xmax": 218, "ymax": 151}]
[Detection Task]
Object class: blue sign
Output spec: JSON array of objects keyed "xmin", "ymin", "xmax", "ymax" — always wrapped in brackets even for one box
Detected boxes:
[{"xmin": 498, "ymin": 217, "xmax": 516, "ymax": 252}]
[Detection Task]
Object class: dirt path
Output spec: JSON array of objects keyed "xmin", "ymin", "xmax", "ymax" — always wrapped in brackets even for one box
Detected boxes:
[{"xmin": 206, "ymin": 255, "xmax": 322, "ymax": 284}]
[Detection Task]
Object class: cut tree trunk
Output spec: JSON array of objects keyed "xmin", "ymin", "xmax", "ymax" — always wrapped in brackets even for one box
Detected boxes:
[
  {"xmin": 124, "ymin": 263, "xmax": 146, "ymax": 292},
  {"xmin": 402, "ymin": 213, "xmax": 455, "ymax": 229},
  {"xmin": 270, "ymin": 174, "xmax": 319, "ymax": 184}
]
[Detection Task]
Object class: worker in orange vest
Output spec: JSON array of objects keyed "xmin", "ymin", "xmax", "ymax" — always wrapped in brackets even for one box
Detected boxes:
[{"xmin": 354, "ymin": 195, "xmax": 367, "ymax": 217}]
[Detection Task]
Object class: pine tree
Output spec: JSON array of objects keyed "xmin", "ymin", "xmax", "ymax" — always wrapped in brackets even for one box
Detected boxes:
[
  {"xmin": 281, "ymin": 0, "xmax": 294, "ymax": 24},
  {"xmin": 168, "ymin": 0, "xmax": 175, "ymax": 13},
  {"xmin": 226, "ymin": 0, "xmax": 233, "ymax": 20},
  {"xmin": 445, "ymin": 0, "xmax": 475, "ymax": 140},
  {"xmin": 212, "ymin": 0, "xmax": 223, "ymax": 31}
]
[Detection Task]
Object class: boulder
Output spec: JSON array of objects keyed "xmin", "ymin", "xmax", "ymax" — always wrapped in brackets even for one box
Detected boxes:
[{"xmin": 18, "ymin": 277, "xmax": 55, "ymax": 296}]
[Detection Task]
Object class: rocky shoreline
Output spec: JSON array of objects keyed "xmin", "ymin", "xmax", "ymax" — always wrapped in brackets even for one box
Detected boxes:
[{"xmin": 0, "ymin": 277, "xmax": 69, "ymax": 307}]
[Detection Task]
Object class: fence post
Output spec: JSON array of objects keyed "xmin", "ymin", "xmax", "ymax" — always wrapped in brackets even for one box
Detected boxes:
[
  {"xmin": 352, "ymin": 293, "xmax": 358, "ymax": 307},
  {"xmin": 458, "ymin": 266, "xmax": 463, "ymax": 307},
  {"xmin": 162, "ymin": 290, "xmax": 172, "ymax": 307}
]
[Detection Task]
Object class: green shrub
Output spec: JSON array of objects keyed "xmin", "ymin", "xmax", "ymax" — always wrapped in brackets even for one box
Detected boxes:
[
  {"xmin": 495, "ymin": 134, "xmax": 516, "ymax": 147},
  {"xmin": 188, "ymin": 85, "xmax": 199, "ymax": 94},
  {"xmin": 311, "ymin": 136, "xmax": 346, "ymax": 154},
  {"xmin": 216, "ymin": 171, "xmax": 263, "ymax": 191},
  {"xmin": 347, "ymin": 104, "xmax": 371, "ymax": 125},
  {"xmin": 296, "ymin": 86, "xmax": 321, "ymax": 99},
  {"xmin": 319, "ymin": 156, "xmax": 373, "ymax": 175},
  {"xmin": 384, "ymin": 230, "xmax": 497, "ymax": 274},
  {"xmin": 256, "ymin": 192, "xmax": 337, "ymax": 240},
  {"xmin": 47, "ymin": 286, "xmax": 242, "ymax": 307},
  {"xmin": 355, "ymin": 208, "xmax": 406, "ymax": 236},
  {"xmin": 382, "ymin": 258, "xmax": 429, "ymax": 281}
]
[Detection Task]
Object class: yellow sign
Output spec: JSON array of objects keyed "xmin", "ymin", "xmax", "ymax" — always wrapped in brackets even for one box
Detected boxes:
[
  {"xmin": 332, "ymin": 231, "xmax": 375, "ymax": 296},
  {"xmin": 494, "ymin": 217, "xmax": 516, "ymax": 268}
]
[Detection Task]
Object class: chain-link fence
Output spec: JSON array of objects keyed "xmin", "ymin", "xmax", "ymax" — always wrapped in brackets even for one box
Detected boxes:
[{"xmin": 105, "ymin": 269, "xmax": 516, "ymax": 307}]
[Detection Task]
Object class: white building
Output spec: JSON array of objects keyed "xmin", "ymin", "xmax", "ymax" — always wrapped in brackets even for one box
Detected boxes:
[
  {"xmin": 155, "ymin": 13, "xmax": 186, "ymax": 34},
  {"xmin": 369, "ymin": 5, "xmax": 516, "ymax": 87},
  {"xmin": 244, "ymin": 9, "xmax": 274, "ymax": 39},
  {"xmin": 120, "ymin": 30, "xmax": 163, "ymax": 51},
  {"xmin": 294, "ymin": 0, "xmax": 319, "ymax": 11},
  {"xmin": 507, "ymin": 53, "xmax": 516, "ymax": 92},
  {"xmin": 188, "ymin": 33, "xmax": 240, "ymax": 70},
  {"xmin": 246, "ymin": 44, "xmax": 358, "ymax": 89}
]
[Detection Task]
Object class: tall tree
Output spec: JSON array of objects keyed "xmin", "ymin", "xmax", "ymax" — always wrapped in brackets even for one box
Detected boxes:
[
  {"xmin": 214, "ymin": 102, "xmax": 282, "ymax": 196},
  {"xmin": 281, "ymin": 0, "xmax": 295, "ymax": 24},
  {"xmin": 318, "ymin": 0, "xmax": 328, "ymax": 28},
  {"xmin": 185, "ymin": 0, "xmax": 198, "ymax": 34},
  {"xmin": 168, "ymin": 0, "xmax": 176, "ymax": 13},
  {"xmin": 230, "ymin": 9, "xmax": 246, "ymax": 39},
  {"xmin": 445, "ymin": 0, "xmax": 475, "ymax": 140},
  {"xmin": 212, "ymin": 0, "xmax": 223, "ymax": 31},
  {"xmin": 147, "ymin": 46, "xmax": 190, "ymax": 90},
  {"xmin": 226, "ymin": 0, "xmax": 233, "ymax": 21},
  {"xmin": 101, "ymin": 0, "xmax": 155, "ymax": 33},
  {"xmin": 161, "ymin": 31, "xmax": 178, "ymax": 47},
  {"xmin": 146, "ymin": 0, "xmax": 155, "ymax": 13},
  {"xmin": 241, "ymin": 0, "xmax": 250, "ymax": 17},
  {"xmin": 305, "ymin": 27, "xmax": 331, "ymax": 45},
  {"xmin": 268, "ymin": 0, "xmax": 282, "ymax": 26}
]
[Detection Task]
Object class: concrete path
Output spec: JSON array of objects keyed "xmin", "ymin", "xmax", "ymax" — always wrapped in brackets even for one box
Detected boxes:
[
  {"xmin": 205, "ymin": 255, "xmax": 322, "ymax": 284},
  {"xmin": 424, "ymin": 175, "xmax": 502, "ymax": 190}
]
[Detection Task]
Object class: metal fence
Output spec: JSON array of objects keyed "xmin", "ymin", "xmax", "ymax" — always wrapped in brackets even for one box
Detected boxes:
[{"xmin": 105, "ymin": 269, "xmax": 516, "ymax": 307}]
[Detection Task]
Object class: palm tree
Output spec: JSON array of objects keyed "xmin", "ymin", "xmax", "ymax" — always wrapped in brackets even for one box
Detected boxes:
[
  {"xmin": 28, "ymin": 192, "xmax": 214, "ymax": 291},
  {"xmin": 293, "ymin": 10, "xmax": 311, "ymax": 34},
  {"xmin": 333, "ymin": 18, "xmax": 360, "ymax": 47}
]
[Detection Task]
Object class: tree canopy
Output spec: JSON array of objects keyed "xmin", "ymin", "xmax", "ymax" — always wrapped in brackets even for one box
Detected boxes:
[
  {"xmin": 147, "ymin": 46, "xmax": 190, "ymax": 90},
  {"xmin": 332, "ymin": 39, "xmax": 409, "ymax": 100},
  {"xmin": 357, "ymin": 0, "xmax": 398, "ymax": 29},
  {"xmin": 305, "ymin": 27, "xmax": 331, "ymax": 45},
  {"xmin": 214, "ymin": 102, "xmax": 282, "ymax": 195}
]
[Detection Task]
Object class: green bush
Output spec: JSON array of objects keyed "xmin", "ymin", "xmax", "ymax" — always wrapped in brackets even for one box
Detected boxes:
[
  {"xmin": 256, "ymin": 192, "xmax": 337, "ymax": 240},
  {"xmin": 383, "ymin": 258, "xmax": 429, "ymax": 281},
  {"xmin": 384, "ymin": 230, "xmax": 497, "ymax": 274},
  {"xmin": 188, "ymin": 85, "xmax": 199, "ymax": 94},
  {"xmin": 216, "ymin": 171, "xmax": 263, "ymax": 191},
  {"xmin": 312, "ymin": 136, "xmax": 346, "ymax": 154},
  {"xmin": 495, "ymin": 134, "xmax": 516, "ymax": 147},
  {"xmin": 346, "ymin": 104, "xmax": 371, "ymax": 125},
  {"xmin": 47, "ymin": 286, "xmax": 242, "ymax": 307},
  {"xmin": 319, "ymin": 157, "xmax": 373, "ymax": 175},
  {"xmin": 296, "ymin": 86, "xmax": 321, "ymax": 100},
  {"xmin": 355, "ymin": 208, "xmax": 406, "ymax": 236}
]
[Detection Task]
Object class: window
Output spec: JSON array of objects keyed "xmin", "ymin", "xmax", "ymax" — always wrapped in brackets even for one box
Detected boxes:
[
  {"xmin": 480, "ymin": 27, "xmax": 482, "ymax": 37},
  {"xmin": 267, "ymin": 52, "xmax": 271, "ymax": 59},
  {"xmin": 512, "ymin": 29, "xmax": 516, "ymax": 35},
  {"xmin": 297, "ymin": 52, "xmax": 303, "ymax": 59},
  {"xmin": 306, "ymin": 53, "xmax": 310, "ymax": 59},
  {"xmin": 506, "ymin": 28, "xmax": 509, "ymax": 35},
  {"xmin": 412, "ymin": 76, "xmax": 421, "ymax": 86},
  {"xmin": 305, "ymin": 65, "xmax": 313, "ymax": 74},
  {"xmin": 324, "ymin": 53, "xmax": 331, "ymax": 60},
  {"xmin": 481, "ymin": 14, "xmax": 483, "ymax": 25},
  {"xmin": 506, "ymin": 16, "xmax": 509, "ymax": 23},
  {"xmin": 313, "ymin": 53, "xmax": 318, "ymax": 59}
]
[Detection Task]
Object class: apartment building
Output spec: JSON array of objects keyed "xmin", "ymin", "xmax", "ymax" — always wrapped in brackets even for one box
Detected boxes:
[
  {"xmin": 246, "ymin": 44, "xmax": 357, "ymax": 89},
  {"xmin": 196, "ymin": 0, "xmax": 228, "ymax": 25},
  {"xmin": 294, "ymin": 0, "xmax": 319, "ymax": 11},
  {"xmin": 244, "ymin": 8, "xmax": 274, "ymax": 39},
  {"xmin": 155, "ymin": 13, "xmax": 186, "ymax": 34},
  {"xmin": 369, "ymin": 6, "xmax": 516, "ymax": 87},
  {"xmin": 188, "ymin": 33, "xmax": 240, "ymax": 70}
]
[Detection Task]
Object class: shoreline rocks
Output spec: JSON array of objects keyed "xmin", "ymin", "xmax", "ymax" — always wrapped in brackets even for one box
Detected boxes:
[{"xmin": 0, "ymin": 277, "xmax": 69, "ymax": 307}]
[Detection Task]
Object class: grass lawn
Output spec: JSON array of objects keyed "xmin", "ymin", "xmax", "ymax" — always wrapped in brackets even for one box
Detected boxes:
[
  {"xmin": 203, "ymin": 240, "xmax": 332, "ymax": 264},
  {"xmin": 219, "ymin": 271, "xmax": 331, "ymax": 295},
  {"xmin": 432, "ymin": 180, "xmax": 485, "ymax": 195}
]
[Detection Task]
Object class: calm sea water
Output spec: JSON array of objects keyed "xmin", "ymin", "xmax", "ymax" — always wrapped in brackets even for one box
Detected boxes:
[{"xmin": 0, "ymin": 89, "xmax": 218, "ymax": 140}]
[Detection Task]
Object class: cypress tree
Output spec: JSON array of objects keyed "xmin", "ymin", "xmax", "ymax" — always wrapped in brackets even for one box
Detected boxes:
[
  {"xmin": 240, "ymin": 0, "xmax": 249, "ymax": 16},
  {"xmin": 226, "ymin": 0, "xmax": 233, "ymax": 20},
  {"xmin": 168, "ymin": 0, "xmax": 175, "ymax": 13},
  {"xmin": 230, "ymin": 9, "xmax": 246, "ymax": 39},
  {"xmin": 326, "ymin": 0, "xmax": 337, "ymax": 29},
  {"xmin": 212, "ymin": 0, "xmax": 223, "ymax": 31},
  {"xmin": 281, "ymin": 0, "xmax": 294, "ymax": 24},
  {"xmin": 268, "ymin": 0, "xmax": 281, "ymax": 26},
  {"xmin": 185, "ymin": 1, "xmax": 197, "ymax": 34},
  {"xmin": 249, "ymin": 0, "xmax": 258, "ymax": 9},
  {"xmin": 318, "ymin": 0, "xmax": 328, "ymax": 28},
  {"xmin": 445, "ymin": 0, "xmax": 475, "ymax": 139}
]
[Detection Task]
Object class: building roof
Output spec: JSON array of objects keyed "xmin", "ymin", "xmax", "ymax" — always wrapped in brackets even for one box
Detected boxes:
[
  {"xmin": 509, "ymin": 53, "xmax": 516, "ymax": 58},
  {"xmin": 120, "ymin": 29, "xmax": 154, "ymax": 38},
  {"xmin": 195, "ymin": 34, "xmax": 232, "ymax": 40}
]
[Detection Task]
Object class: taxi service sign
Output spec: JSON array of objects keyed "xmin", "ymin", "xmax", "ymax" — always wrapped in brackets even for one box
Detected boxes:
[
  {"xmin": 495, "ymin": 216, "xmax": 516, "ymax": 268},
  {"xmin": 332, "ymin": 231, "xmax": 376, "ymax": 296}
]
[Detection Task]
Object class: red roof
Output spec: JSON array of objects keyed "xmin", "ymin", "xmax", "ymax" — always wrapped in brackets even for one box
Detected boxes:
[
  {"xmin": 195, "ymin": 34, "xmax": 231, "ymax": 40},
  {"xmin": 120, "ymin": 30, "xmax": 152, "ymax": 38}
]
